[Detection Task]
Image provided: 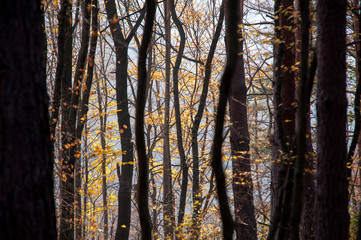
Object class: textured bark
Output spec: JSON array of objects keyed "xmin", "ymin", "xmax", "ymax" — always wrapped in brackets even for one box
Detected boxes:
[
  {"xmin": 316, "ymin": 1, "xmax": 349, "ymax": 239},
  {"xmin": 229, "ymin": 1, "xmax": 257, "ymax": 239},
  {"xmin": 0, "ymin": 1, "xmax": 57, "ymax": 239},
  {"xmin": 136, "ymin": 1, "xmax": 157, "ymax": 239}
]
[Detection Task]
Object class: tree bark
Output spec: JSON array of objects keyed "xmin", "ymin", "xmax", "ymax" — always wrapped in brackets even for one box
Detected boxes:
[
  {"xmin": 316, "ymin": 0, "xmax": 349, "ymax": 239},
  {"xmin": 0, "ymin": 1, "xmax": 57, "ymax": 238},
  {"xmin": 229, "ymin": 1, "xmax": 257, "ymax": 239}
]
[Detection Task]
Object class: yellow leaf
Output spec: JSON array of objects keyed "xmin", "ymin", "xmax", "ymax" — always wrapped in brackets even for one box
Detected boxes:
[{"xmin": 112, "ymin": 15, "xmax": 120, "ymax": 24}]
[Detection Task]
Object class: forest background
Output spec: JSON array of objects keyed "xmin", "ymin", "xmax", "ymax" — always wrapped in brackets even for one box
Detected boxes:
[{"xmin": 0, "ymin": 0, "xmax": 357, "ymax": 240}]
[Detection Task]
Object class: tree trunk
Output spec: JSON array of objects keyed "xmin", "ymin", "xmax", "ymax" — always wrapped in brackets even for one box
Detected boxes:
[
  {"xmin": 136, "ymin": 1, "xmax": 157, "ymax": 239},
  {"xmin": 293, "ymin": 1, "xmax": 316, "ymax": 238},
  {"xmin": 58, "ymin": 0, "xmax": 74, "ymax": 238},
  {"xmin": 211, "ymin": 0, "xmax": 241, "ymax": 238},
  {"xmin": 268, "ymin": 0, "xmax": 296, "ymax": 239},
  {"xmin": 103, "ymin": 2, "xmax": 144, "ymax": 238},
  {"xmin": 97, "ymin": 79, "xmax": 109, "ymax": 240},
  {"xmin": 290, "ymin": 0, "xmax": 313, "ymax": 238},
  {"xmin": 169, "ymin": 0, "xmax": 188, "ymax": 232},
  {"xmin": 0, "ymin": 1, "xmax": 57, "ymax": 238},
  {"xmin": 229, "ymin": 1, "xmax": 257, "ymax": 239},
  {"xmin": 163, "ymin": 1, "xmax": 175, "ymax": 238},
  {"xmin": 316, "ymin": 0, "xmax": 349, "ymax": 239}
]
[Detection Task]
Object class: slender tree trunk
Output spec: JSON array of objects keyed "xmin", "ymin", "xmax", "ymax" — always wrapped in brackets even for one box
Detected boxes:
[
  {"xmin": 74, "ymin": 4, "xmax": 92, "ymax": 238},
  {"xmin": 163, "ymin": 1, "xmax": 175, "ymax": 238},
  {"xmin": 316, "ymin": 0, "xmax": 349, "ymax": 239},
  {"xmin": 293, "ymin": 2, "xmax": 316, "ymax": 238},
  {"xmin": 83, "ymin": 123, "xmax": 89, "ymax": 239},
  {"xmin": 169, "ymin": 0, "xmax": 188, "ymax": 232},
  {"xmin": 97, "ymin": 79, "xmax": 109, "ymax": 240},
  {"xmin": 290, "ymin": 0, "xmax": 312, "ymax": 238},
  {"xmin": 103, "ymin": 2, "xmax": 144, "ymax": 238},
  {"xmin": 0, "ymin": 1, "xmax": 57, "ymax": 238},
  {"xmin": 75, "ymin": 150, "xmax": 82, "ymax": 240},
  {"xmin": 268, "ymin": 0, "xmax": 296, "ymax": 239},
  {"xmin": 190, "ymin": 5, "xmax": 224, "ymax": 238},
  {"xmin": 58, "ymin": 0, "xmax": 74, "ymax": 238},
  {"xmin": 211, "ymin": 0, "xmax": 241, "ymax": 238},
  {"xmin": 136, "ymin": 1, "xmax": 157, "ymax": 239},
  {"xmin": 229, "ymin": 1, "xmax": 257, "ymax": 239}
]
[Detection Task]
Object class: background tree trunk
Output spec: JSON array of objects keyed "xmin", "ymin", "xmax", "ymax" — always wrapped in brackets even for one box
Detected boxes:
[
  {"xmin": 103, "ymin": 2, "xmax": 145, "ymax": 238},
  {"xmin": 163, "ymin": 1, "xmax": 175, "ymax": 238}
]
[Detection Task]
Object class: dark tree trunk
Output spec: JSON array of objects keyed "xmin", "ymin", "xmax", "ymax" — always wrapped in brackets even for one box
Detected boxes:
[
  {"xmin": 0, "ymin": 1, "xmax": 57, "ymax": 239},
  {"xmin": 163, "ymin": 1, "xmax": 175, "ymax": 238},
  {"xmin": 293, "ymin": 1, "xmax": 317, "ymax": 237},
  {"xmin": 136, "ymin": 0, "xmax": 157, "ymax": 239},
  {"xmin": 290, "ymin": 0, "xmax": 314, "ymax": 238},
  {"xmin": 58, "ymin": 0, "xmax": 74, "ymax": 238},
  {"xmin": 316, "ymin": 0, "xmax": 349, "ymax": 239},
  {"xmin": 268, "ymin": 0, "xmax": 296, "ymax": 239},
  {"xmin": 211, "ymin": 0, "xmax": 240, "ymax": 238},
  {"xmin": 169, "ymin": 0, "xmax": 188, "ymax": 232},
  {"xmin": 229, "ymin": 1, "xmax": 257, "ymax": 239},
  {"xmin": 103, "ymin": 2, "xmax": 145, "ymax": 238},
  {"xmin": 74, "ymin": 1, "xmax": 92, "ymax": 239}
]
